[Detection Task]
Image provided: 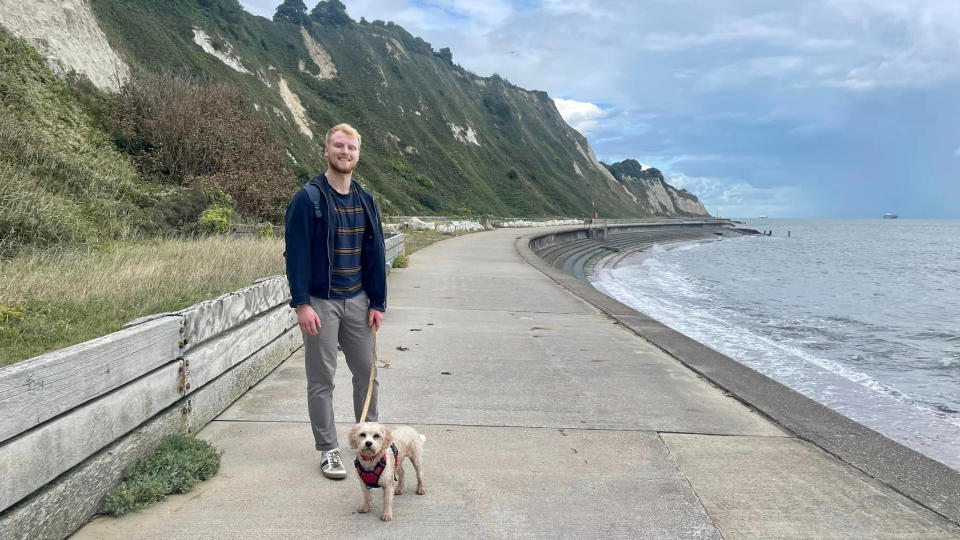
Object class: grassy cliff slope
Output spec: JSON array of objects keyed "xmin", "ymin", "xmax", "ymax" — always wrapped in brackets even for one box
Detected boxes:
[{"xmin": 89, "ymin": 0, "xmax": 667, "ymax": 217}]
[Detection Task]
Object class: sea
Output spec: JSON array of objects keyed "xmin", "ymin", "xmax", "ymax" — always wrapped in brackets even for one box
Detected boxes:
[{"xmin": 592, "ymin": 219, "xmax": 960, "ymax": 470}]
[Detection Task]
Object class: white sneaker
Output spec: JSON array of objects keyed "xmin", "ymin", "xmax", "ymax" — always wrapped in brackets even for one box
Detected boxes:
[{"xmin": 321, "ymin": 448, "xmax": 347, "ymax": 479}]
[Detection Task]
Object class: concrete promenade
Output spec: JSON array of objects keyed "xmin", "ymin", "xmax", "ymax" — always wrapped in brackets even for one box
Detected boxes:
[{"xmin": 76, "ymin": 228, "xmax": 959, "ymax": 538}]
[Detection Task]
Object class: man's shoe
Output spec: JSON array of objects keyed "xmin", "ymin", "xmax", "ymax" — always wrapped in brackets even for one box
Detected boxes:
[{"xmin": 321, "ymin": 448, "xmax": 347, "ymax": 479}]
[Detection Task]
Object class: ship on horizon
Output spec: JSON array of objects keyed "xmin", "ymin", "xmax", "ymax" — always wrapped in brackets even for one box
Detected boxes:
[{"xmin": 883, "ymin": 212, "xmax": 898, "ymax": 219}]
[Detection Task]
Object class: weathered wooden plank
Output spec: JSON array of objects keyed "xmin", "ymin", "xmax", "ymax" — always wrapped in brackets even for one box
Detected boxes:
[
  {"xmin": 179, "ymin": 276, "xmax": 289, "ymax": 351},
  {"xmin": 385, "ymin": 245, "xmax": 402, "ymax": 261},
  {"xmin": 184, "ymin": 305, "xmax": 297, "ymax": 393},
  {"xmin": 0, "ymin": 328, "xmax": 302, "ymax": 540},
  {"xmin": 0, "ymin": 316, "xmax": 183, "ymax": 444},
  {"xmin": 0, "ymin": 361, "xmax": 182, "ymax": 513},
  {"xmin": 185, "ymin": 325, "xmax": 301, "ymax": 431},
  {"xmin": 384, "ymin": 233, "xmax": 404, "ymax": 251},
  {"xmin": 0, "ymin": 402, "xmax": 184, "ymax": 540}
]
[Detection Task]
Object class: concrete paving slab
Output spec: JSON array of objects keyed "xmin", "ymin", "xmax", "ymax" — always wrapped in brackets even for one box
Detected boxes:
[
  {"xmin": 387, "ymin": 267, "xmax": 594, "ymax": 314},
  {"xmin": 219, "ymin": 306, "xmax": 783, "ymax": 436},
  {"xmin": 661, "ymin": 434, "xmax": 960, "ymax": 539},
  {"xmin": 76, "ymin": 422, "xmax": 720, "ymax": 539}
]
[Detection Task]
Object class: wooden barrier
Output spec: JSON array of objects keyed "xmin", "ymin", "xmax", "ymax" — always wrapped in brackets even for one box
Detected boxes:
[
  {"xmin": 0, "ymin": 316, "xmax": 183, "ymax": 444},
  {"xmin": 385, "ymin": 233, "xmax": 405, "ymax": 270},
  {"xmin": 0, "ymin": 234, "xmax": 405, "ymax": 538}
]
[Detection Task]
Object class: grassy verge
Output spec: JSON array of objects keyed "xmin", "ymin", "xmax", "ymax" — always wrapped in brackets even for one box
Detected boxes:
[
  {"xmin": 98, "ymin": 434, "xmax": 221, "ymax": 517},
  {"xmin": 0, "ymin": 236, "xmax": 284, "ymax": 367},
  {"xmin": 401, "ymin": 229, "xmax": 477, "ymax": 256}
]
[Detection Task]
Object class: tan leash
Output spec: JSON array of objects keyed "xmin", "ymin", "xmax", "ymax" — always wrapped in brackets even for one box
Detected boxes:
[{"xmin": 359, "ymin": 326, "xmax": 377, "ymax": 423}]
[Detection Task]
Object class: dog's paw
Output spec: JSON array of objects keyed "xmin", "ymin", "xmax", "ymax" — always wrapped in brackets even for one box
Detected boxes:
[
  {"xmin": 381, "ymin": 511, "xmax": 393, "ymax": 522},
  {"xmin": 357, "ymin": 505, "xmax": 371, "ymax": 514},
  {"xmin": 416, "ymin": 485, "xmax": 426, "ymax": 495}
]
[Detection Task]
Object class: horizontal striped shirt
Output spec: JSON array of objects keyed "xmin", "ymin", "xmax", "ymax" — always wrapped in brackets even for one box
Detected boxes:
[{"xmin": 330, "ymin": 184, "xmax": 366, "ymax": 299}]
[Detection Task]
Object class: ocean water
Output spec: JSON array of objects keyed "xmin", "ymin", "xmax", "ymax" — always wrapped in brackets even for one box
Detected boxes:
[{"xmin": 592, "ymin": 219, "xmax": 960, "ymax": 470}]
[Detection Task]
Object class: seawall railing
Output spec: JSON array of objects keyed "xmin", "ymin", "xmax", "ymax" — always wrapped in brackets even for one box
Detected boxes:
[{"xmin": 0, "ymin": 233, "xmax": 404, "ymax": 539}]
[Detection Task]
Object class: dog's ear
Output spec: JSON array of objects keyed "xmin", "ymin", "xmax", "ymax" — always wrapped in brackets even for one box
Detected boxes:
[
  {"xmin": 382, "ymin": 427, "xmax": 395, "ymax": 448},
  {"xmin": 348, "ymin": 424, "xmax": 361, "ymax": 450}
]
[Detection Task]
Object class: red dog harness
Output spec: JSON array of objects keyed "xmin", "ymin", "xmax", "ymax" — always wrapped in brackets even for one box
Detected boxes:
[{"xmin": 355, "ymin": 443, "xmax": 398, "ymax": 489}]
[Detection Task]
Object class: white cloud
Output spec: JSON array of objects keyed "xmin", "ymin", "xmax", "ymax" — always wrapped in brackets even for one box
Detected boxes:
[
  {"xmin": 553, "ymin": 98, "xmax": 607, "ymax": 135},
  {"xmin": 668, "ymin": 173, "xmax": 804, "ymax": 218}
]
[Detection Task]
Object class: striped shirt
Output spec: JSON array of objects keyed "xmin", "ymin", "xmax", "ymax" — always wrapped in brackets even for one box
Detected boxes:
[{"xmin": 329, "ymin": 184, "xmax": 366, "ymax": 299}]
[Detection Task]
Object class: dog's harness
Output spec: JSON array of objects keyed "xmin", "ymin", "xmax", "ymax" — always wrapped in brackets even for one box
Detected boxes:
[{"xmin": 355, "ymin": 443, "xmax": 398, "ymax": 489}]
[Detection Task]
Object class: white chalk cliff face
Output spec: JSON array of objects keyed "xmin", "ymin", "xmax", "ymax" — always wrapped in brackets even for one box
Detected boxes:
[
  {"xmin": 621, "ymin": 174, "xmax": 708, "ymax": 215},
  {"xmin": 603, "ymin": 159, "xmax": 710, "ymax": 216},
  {"xmin": 0, "ymin": 0, "xmax": 129, "ymax": 91}
]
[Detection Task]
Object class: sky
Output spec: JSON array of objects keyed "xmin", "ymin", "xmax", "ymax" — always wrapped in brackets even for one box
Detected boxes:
[{"xmin": 239, "ymin": 0, "xmax": 960, "ymax": 218}]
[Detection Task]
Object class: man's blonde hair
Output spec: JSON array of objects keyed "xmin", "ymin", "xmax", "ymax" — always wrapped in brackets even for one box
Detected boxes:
[{"xmin": 325, "ymin": 123, "xmax": 361, "ymax": 147}]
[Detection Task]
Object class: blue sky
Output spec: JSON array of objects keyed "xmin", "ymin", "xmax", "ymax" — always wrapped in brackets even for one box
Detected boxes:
[{"xmin": 239, "ymin": 0, "xmax": 960, "ymax": 218}]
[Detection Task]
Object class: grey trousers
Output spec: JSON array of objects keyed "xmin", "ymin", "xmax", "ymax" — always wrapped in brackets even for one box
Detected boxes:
[{"xmin": 302, "ymin": 291, "xmax": 378, "ymax": 452}]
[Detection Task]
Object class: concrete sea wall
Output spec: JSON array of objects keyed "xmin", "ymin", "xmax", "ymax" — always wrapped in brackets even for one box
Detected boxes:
[{"xmin": 519, "ymin": 222, "xmax": 960, "ymax": 526}]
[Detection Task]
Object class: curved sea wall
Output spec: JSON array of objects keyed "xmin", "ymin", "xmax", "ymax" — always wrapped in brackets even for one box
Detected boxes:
[{"xmin": 517, "ymin": 222, "xmax": 960, "ymax": 526}]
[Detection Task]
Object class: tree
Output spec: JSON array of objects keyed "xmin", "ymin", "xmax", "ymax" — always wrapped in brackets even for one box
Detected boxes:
[
  {"xmin": 273, "ymin": 0, "xmax": 308, "ymax": 24},
  {"xmin": 436, "ymin": 47, "xmax": 453, "ymax": 65},
  {"xmin": 310, "ymin": 0, "xmax": 352, "ymax": 25}
]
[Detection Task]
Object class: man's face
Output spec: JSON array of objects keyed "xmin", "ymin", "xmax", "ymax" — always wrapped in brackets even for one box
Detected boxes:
[{"xmin": 325, "ymin": 131, "xmax": 360, "ymax": 174}]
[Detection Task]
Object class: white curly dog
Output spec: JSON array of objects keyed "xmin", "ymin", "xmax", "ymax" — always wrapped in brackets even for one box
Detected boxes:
[{"xmin": 348, "ymin": 422, "xmax": 426, "ymax": 521}]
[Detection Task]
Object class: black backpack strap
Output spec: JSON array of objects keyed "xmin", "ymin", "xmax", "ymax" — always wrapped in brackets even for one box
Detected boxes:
[{"xmin": 304, "ymin": 181, "xmax": 324, "ymax": 219}]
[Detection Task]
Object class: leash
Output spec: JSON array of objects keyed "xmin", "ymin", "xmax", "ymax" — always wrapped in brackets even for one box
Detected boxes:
[{"xmin": 359, "ymin": 326, "xmax": 377, "ymax": 423}]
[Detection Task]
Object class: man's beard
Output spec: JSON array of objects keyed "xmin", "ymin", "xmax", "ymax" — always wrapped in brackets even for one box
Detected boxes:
[{"xmin": 328, "ymin": 156, "xmax": 356, "ymax": 174}]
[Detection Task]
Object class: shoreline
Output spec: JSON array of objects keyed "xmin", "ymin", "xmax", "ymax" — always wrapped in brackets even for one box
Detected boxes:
[
  {"xmin": 591, "ymin": 236, "xmax": 960, "ymax": 471},
  {"xmin": 516, "ymin": 222, "xmax": 960, "ymax": 526}
]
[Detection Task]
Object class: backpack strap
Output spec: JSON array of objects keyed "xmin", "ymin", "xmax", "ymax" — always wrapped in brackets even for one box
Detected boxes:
[{"xmin": 304, "ymin": 180, "xmax": 324, "ymax": 219}]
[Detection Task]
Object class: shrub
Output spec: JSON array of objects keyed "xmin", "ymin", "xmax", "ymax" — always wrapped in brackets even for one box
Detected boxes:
[
  {"xmin": 108, "ymin": 71, "xmax": 294, "ymax": 220},
  {"xmin": 310, "ymin": 0, "xmax": 352, "ymax": 25},
  {"xmin": 391, "ymin": 252, "xmax": 408, "ymax": 268},
  {"xmin": 414, "ymin": 174, "xmax": 434, "ymax": 188},
  {"xmin": 146, "ymin": 188, "xmax": 216, "ymax": 233},
  {"xmin": 0, "ymin": 303, "xmax": 25, "ymax": 329},
  {"xmin": 256, "ymin": 222, "xmax": 275, "ymax": 237},
  {"xmin": 98, "ymin": 434, "xmax": 221, "ymax": 517},
  {"xmin": 196, "ymin": 204, "xmax": 231, "ymax": 234},
  {"xmin": 272, "ymin": 0, "xmax": 307, "ymax": 24}
]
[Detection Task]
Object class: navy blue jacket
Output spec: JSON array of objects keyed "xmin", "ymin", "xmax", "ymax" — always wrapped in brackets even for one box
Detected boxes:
[{"xmin": 284, "ymin": 175, "xmax": 387, "ymax": 311}]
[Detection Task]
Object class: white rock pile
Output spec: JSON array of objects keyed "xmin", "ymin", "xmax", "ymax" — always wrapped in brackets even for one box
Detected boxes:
[{"xmin": 494, "ymin": 219, "xmax": 584, "ymax": 228}]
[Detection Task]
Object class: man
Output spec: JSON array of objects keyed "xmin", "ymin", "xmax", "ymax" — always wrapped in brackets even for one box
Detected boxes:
[{"xmin": 285, "ymin": 123, "xmax": 387, "ymax": 479}]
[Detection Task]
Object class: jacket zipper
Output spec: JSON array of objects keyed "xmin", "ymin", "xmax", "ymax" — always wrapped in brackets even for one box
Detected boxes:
[{"xmin": 315, "ymin": 178, "xmax": 333, "ymax": 300}]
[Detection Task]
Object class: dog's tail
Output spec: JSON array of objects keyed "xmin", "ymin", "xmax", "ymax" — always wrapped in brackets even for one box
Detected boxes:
[{"xmin": 419, "ymin": 433, "xmax": 426, "ymax": 443}]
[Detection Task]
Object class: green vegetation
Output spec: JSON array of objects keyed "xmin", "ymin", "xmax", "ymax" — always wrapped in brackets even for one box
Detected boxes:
[
  {"xmin": 108, "ymin": 71, "xmax": 294, "ymax": 221},
  {"xmin": 401, "ymin": 229, "xmax": 473, "ymax": 256},
  {"xmin": 0, "ymin": 236, "xmax": 285, "ymax": 366},
  {"xmin": 98, "ymin": 434, "xmax": 222, "ymax": 517},
  {"xmin": 391, "ymin": 252, "xmax": 408, "ymax": 268},
  {"xmin": 0, "ymin": 27, "xmax": 149, "ymax": 258},
  {"xmin": 88, "ymin": 0, "xmax": 663, "ymax": 218}
]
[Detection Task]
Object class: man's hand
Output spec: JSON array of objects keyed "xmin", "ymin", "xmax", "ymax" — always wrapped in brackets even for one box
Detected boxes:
[
  {"xmin": 296, "ymin": 304, "xmax": 321, "ymax": 336},
  {"xmin": 368, "ymin": 309, "xmax": 383, "ymax": 332}
]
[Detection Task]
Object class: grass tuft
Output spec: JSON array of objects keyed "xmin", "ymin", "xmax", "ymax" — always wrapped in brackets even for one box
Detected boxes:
[
  {"xmin": 390, "ymin": 252, "xmax": 408, "ymax": 268},
  {"xmin": 98, "ymin": 434, "xmax": 222, "ymax": 517}
]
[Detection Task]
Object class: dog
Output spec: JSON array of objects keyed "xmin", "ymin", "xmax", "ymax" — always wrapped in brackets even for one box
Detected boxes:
[{"xmin": 348, "ymin": 422, "xmax": 426, "ymax": 521}]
